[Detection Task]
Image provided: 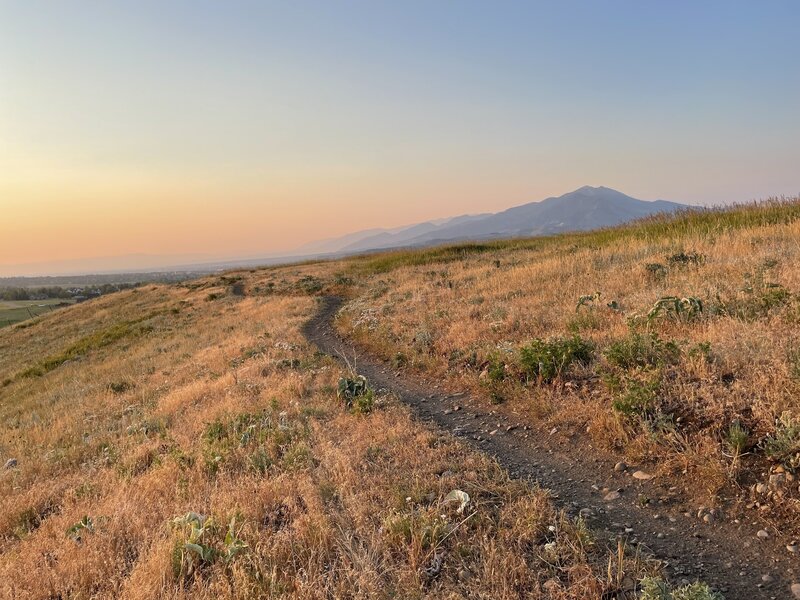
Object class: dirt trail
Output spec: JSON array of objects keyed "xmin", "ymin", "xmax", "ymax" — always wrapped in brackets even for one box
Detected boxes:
[{"xmin": 303, "ymin": 296, "xmax": 798, "ymax": 599}]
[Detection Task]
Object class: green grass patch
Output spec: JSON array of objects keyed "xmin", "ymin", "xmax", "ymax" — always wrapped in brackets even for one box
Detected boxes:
[
  {"xmin": 0, "ymin": 299, "xmax": 74, "ymax": 329},
  {"xmin": 354, "ymin": 243, "xmax": 497, "ymax": 275},
  {"xmin": 18, "ymin": 315, "xmax": 157, "ymax": 378},
  {"xmin": 605, "ymin": 333, "xmax": 680, "ymax": 370}
]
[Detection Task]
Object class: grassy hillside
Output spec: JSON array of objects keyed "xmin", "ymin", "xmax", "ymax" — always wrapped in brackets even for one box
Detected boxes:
[
  {"xmin": 5, "ymin": 199, "xmax": 793, "ymax": 598},
  {"xmin": 336, "ymin": 198, "xmax": 800, "ymax": 532},
  {"xmin": 0, "ymin": 273, "xmax": 659, "ymax": 598}
]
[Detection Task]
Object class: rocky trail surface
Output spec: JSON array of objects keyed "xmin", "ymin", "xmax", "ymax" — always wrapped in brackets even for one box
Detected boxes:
[{"xmin": 303, "ymin": 296, "xmax": 799, "ymax": 599}]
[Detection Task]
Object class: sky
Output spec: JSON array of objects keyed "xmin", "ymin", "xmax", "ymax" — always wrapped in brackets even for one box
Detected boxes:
[{"xmin": 1, "ymin": 1, "xmax": 799, "ymax": 275}]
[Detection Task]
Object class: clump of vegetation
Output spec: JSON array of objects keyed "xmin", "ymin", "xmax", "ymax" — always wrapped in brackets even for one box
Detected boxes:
[
  {"xmin": 667, "ymin": 250, "xmax": 704, "ymax": 267},
  {"xmin": 391, "ymin": 351, "xmax": 408, "ymax": 369},
  {"xmin": 711, "ymin": 269, "xmax": 794, "ymax": 321},
  {"xmin": 762, "ymin": 411, "xmax": 800, "ymax": 467},
  {"xmin": 485, "ymin": 352, "xmax": 508, "ymax": 382},
  {"xmin": 108, "ymin": 381, "xmax": 134, "ymax": 394},
  {"xmin": 687, "ymin": 341, "xmax": 714, "ymax": 363},
  {"xmin": 519, "ymin": 336, "xmax": 594, "ymax": 383},
  {"xmin": 230, "ymin": 281, "xmax": 246, "ymax": 296},
  {"xmin": 576, "ymin": 291, "xmax": 602, "ymax": 311},
  {"xmin": 273, "ymin": 357, "xmax": 301, "ymax": 370},
  {"xmin": 723, "ymin": 420, "xmax": 749, "ymax": 475},
  {"xmin": 639, "ymin": 577, "xmax": 723, "ymax": 600},
  {"xmin": 567, "ymin": 310, "xmax": 603, "ymax": 333},
  {"xmin": 610, "ymin": 376, "xmax": 661, "ymax": 419},
  {"xmin": 644, "ymin": 262, "xmax": 668, "ymax": 279},
  {"xmin": 605, "ymin": 332, "xmax": 680, "ymax": 370},
  {"xmin": 576, "ymin": 291, "xmax": 619, "ymax": 312},
  {"xmin": 296, "ymin": 275, "xmax": 324, "ymax": 294},
  {"xmin": 333, "ymin": 273, "xmax": 354, "ymax": 286},
  {"xmin": 66, "ymin": 516, "xmax": 94, "ymax": 542},
  {"xmin": 413, "ymin": 329, "xmax": 434, "ymax": 352},
  {"xmin": 337, "ymin": 374, "xmax": 375, "ymax": 414},
  {"xmin": 171, "ymin": 513, "xmax": 247, "ymax": 580},
  {"xmin": 201, "ymin": 409, "xmax": 311, "ymax": 476},
  {"xmin": 648, "ymin": 296, "xmax": 704, "ymax": 321},
  {"xmin": 723, "ymin": 421, "xmax": 749, "ymax": 455},
  {"xmin": 789, "ymin": 348, "xmax": 800, "ymax": 381}
]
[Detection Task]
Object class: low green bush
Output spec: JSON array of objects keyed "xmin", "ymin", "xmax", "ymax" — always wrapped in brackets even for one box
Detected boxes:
[
  {"xmin": 337, "ymin": 375, "xmax": 375, "ymax": 414},
  {"xmin": 519, "ymin": 336, "xmax": 594, "ymax": 383},
  {"xmin": 611, "ymin": 377, "xmax": 660, "ymax": 418}
]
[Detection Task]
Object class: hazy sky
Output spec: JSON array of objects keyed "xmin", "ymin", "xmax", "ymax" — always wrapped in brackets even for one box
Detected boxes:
[{"xmin": 1, "ymin": 1, "xmax": 799, "ymax": 274}]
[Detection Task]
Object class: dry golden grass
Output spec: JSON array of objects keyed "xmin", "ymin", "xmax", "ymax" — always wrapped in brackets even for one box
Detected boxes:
[
  {"xmin": 335, "ymin": 200, "xmax": 800, "ymax": 528},
  {"xmin": 0, "ymin": 271, "xmax": 649, "ymax": 598}
]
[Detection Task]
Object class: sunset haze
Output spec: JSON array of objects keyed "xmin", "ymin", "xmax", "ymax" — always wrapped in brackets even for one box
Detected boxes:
[{"xmin": 2, "ymin": 1, "xmax": 798, "ymax": 274}]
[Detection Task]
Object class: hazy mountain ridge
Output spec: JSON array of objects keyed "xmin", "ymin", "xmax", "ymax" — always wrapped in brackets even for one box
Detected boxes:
[
  {"xmin": 310, "ymin": 186, "xmax": 687, "ymax": 254},
  {"xmin": 337, "ymin": 213, "xmax": 491, "ymax": 253},
  {"xmin": 2, "ymin": 187, "xmax": 688, "ymax": 277}
]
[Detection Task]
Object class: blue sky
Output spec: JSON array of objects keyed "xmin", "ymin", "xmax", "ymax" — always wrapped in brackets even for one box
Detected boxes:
[{"xmin": 1, "ymin": 1, "xmax": 799, "ymax": 270}]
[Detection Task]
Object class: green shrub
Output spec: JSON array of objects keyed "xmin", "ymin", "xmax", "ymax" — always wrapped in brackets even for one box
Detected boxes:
[
  {"xmin": 611, "ymin": 377, "xmax": 660, "ymax": 418},
  {"xmin": 575, "ymin": 291, "xmax": 601, "ymax": 311},
  {"xmin": 296, "ymin": 275, "xmax": 323, "ymax": 294},
  {"xmin": 171, "ymin": 513, "xmax": 247, "ymax": 581},
  {"xmin": 337, "ymin": 375, "xmax": 375, "ymax": 414},
  {"xmin": 392, "ymin": 352, "xmax": 408, "ymax": 369},
  {"xmin": 605, "ymin": 333, "xmax": 680, "ymax": 369},
  {"xmin": 66, "ymin": 516, "xmax": 94, "ymax": 542},
  {"xmin": 519, "ymin": 336, "xmax": 594, "ymax": 383},
  {"xmin": 724, "ymin": 420, "xmax": 749, "ymax": 455},
  {"xmin": 486, "ymin": 353, "xmax": 507, "ymax": 382},
  {"xmin": 762, "ymin": 411, "xmax": 800, "ymax": 467}
]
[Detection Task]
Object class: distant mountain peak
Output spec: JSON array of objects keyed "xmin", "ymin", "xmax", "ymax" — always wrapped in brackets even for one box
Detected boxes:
[
  {"xmin": 573, "ymin": 185, "xmax": 613, "ymax": 194},
  {"xmin": 296, "ymin": 186, "xmax": 687, "ymax": 255}
]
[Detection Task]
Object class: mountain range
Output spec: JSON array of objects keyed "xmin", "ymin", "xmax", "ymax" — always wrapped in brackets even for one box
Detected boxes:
[
  {"xmin": 297, "ymin": 186, "xmax": 688, "ymax": 255},
  {"xmin": 1, "ymin": 186, "xmax": 689, "ymax": 277}
]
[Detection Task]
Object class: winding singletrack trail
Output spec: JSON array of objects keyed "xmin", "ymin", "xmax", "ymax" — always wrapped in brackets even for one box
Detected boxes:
[{"xmin": 303, "ymin": 296, "xmax": 798, "ymax": 599}]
